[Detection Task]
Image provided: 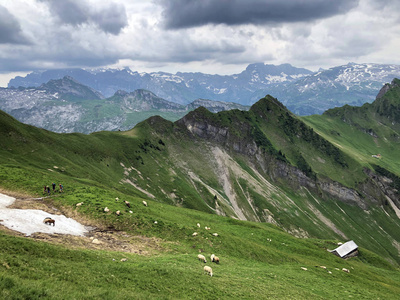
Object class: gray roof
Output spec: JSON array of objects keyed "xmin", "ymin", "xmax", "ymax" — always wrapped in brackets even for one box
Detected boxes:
[{"xmin": 331, "ymin": 240, "xmax": 358, "ymax": 257}]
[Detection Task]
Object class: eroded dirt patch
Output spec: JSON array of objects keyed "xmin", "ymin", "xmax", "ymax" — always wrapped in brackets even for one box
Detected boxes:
[{"xmin": 0, "ymin": 192, "xmax": 166, "ymax": 255}]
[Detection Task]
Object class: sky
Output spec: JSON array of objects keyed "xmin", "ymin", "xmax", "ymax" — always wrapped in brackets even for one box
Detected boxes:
[{"xmin": 1, "ymin": 0, "xmax": 400, "ymax": 87}]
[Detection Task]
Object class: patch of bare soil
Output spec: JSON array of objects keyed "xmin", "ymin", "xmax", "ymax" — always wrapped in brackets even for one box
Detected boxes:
[
  {"xmin": 29, "ymin": 230, "xmax": 164, "ymax": 255},
  {"xmin": 1, "ymin": 193, "xmax": 165, "ymax": 255}
]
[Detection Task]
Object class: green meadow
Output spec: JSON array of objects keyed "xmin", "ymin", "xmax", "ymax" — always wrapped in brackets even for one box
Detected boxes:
[{"xmin": 1, "ymin": 87, "xmax": 400, "ymax": 298}]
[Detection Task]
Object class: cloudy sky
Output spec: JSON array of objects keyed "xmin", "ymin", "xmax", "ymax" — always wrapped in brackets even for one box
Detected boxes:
[{"xmin": 1, "ymin": 0, "xmax": 400, "ymax": 86}]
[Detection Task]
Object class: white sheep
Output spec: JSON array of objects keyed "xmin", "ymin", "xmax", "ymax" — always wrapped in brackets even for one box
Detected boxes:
[
  {"xmin": 142, "ymin": 200, "xmax": 148, "ymax": 207},
  {"xmin": 104, "ymin": 207, "xmax": 110, "ymax": 212},
  {"xmin": 116, "ymin": 210, "xmax": 121, "ymax": 216},
  {"xmin": 205, "ymin": 226, "xmax": 210, "ymax": 230},
  {"xmin": 192, "ymin": 232, "xmax": 198, "ymax": 236},
  {"xmin": 211, "ymin": 254, "xmax": 220, "ymax": 264},
  {"xmin": 115, "ymin": 197, "xmax": 119, "ymax": 201},
  {"xmin": 197, "ymin": 254, "xmax": 207, "ymax": 263},
  {"xmin": 342, "ymin": 268, "xmax": 350, "ymax": 273},
  {"xmin": 197, "ymin": 223, "xmax": 200, "ymax": 228},
  {"xmin": 204, "ymin": 266, "xmax": 213, "ymax": 277},
  {"xmin": 212, "ymin": 233, "xmax": 218, "ymax": 237},
  {"xmin": 76, "ymin": 202, "xmax": 83, "ymax": 207}
]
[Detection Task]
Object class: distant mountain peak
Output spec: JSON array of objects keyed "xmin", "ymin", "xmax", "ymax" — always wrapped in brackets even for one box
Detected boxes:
[{"xmin": 39, "ymin": 76, "xmax": 104, "ymax": 101}]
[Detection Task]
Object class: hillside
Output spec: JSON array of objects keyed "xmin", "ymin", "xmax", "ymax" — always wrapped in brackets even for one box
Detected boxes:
[
  {"xmin": 302, "ymin": 78, "xmax": 400, "ymax": 196},
  {"xmin": 1, "ymin": 86, "xmax": 400, "ymax": 265},
  {"xmin": 1, "ymin": 89, "xmax": 400, "ymax": 297}
]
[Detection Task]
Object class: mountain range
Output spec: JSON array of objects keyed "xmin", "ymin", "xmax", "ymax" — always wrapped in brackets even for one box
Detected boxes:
[
  {"xmin": 0, "ymin": 76, "xmax": 249, "ymax": 133},
  {"xmin": 8, "ymin": 62, "xmax": 400, "ymax": 115}
]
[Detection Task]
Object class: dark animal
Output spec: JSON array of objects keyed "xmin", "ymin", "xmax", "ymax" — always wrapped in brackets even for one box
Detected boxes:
[
  {"xmin": 43, "ymin": 217, "xmax": 55, "ymax": 226},
  {"xmin": 124, "ymin": 200, "xmax": 131, "ymax": 208}
]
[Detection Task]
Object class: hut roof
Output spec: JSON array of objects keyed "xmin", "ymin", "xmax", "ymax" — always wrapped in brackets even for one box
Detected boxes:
[{"xmin": 330, "ymin": 240, "xmax": 358, "ymax": 258}]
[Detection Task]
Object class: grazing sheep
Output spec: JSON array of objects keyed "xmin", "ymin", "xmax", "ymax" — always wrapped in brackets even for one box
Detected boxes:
[
  {"xmin": 342, "ymin": 268, "xmax": 350, "ymax": 273},
  {"xmin": 197, "ymin": 254, "xmax": 207, "ymax": 263},
  {"xmin": 115, "ymin": 197, "xmax": 119, "ymax": 201},
  {"xmin": 192, "ymin": 232, "xmax": 198, "ymax": 236},
  {"xmin": 301, "ymin": 267, "xmax": 308, "ymax": 271},
  {"xmin": 204, "ymin": 266, "xmax": 213, "ymax": 277},
  {"xmin": 142, "ymin": 201, "xmax": 148, "ymax": 207},
  {"xmin": 205, "ymin": 226, "xmax": 210, "ymax": 230},
  {"xmin": 76, "ymin": 202, "xmax": 83, "ymax": 207},
  {"xmin": 212, "ymin": 233, "xmax": 218, "ymax": 237},
  {"xmin": 43, "ymin": 217, "xmax": 55, "ymax": 226},
  {"xmin": 124, "ymin": 200, "xmax": 131, "ymax": 208},
  {"xmin": 104, "ymin": 207, "xmax": 110, "ymax": 212},
  {"xmin": 211, "ymin": 254, "xmax": 220, "ymax": 264},
  {"xmin": 116, "ymin": 210, "xmax": 121, "ymax": 216},
  {"xmin": 197, "ymin": 223, "xmax": 200, "ymax": 228}
]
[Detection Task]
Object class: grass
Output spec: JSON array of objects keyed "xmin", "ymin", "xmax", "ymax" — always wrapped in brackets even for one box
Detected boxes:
[
  {"xmin": 1, "ymin": 217, "xmax": 399, "ymax": 299},
  {"xmin": 1, "ymin": 94, "xmax": 400, "ymax": 298}
]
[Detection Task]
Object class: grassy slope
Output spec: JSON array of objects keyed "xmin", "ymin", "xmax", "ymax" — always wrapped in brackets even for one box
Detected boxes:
[
  {"xmin": 302, "ymin": 79, "xmax": 400, "ymax": 176},
  {"xmin": 0, "ymin": 103, "xmax": 400, "ymax": 298},
  {"xmin": 1, "ymin": 206, "xmax": 399, "ymax": 299}
]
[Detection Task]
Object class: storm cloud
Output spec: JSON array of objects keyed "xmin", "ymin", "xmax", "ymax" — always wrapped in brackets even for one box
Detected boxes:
[
  {"xmin": 0, "ymin": 0, "xmax": 400, "ymax": 85},
  {"xmin": 41, "ymin": 0, "xmax": 128, "ymax": 35},
  {"xmin": 0, "ymin": 5, "xmax": 30, "ymax": 44},
  {"xmin": 159, "ymin": 0, "xmax": 360, "ymax": 29}
]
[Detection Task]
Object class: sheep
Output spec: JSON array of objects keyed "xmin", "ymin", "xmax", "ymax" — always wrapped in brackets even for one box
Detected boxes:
[
  {"xmin": 342, "ymin": 268, "xmax": 350, "ymax": 273},
  {"xmin": 197, "ymin": 254, "xmax": 207, "ymax": 263},
  {"xmin": 212, "ymin": 233, "xmax": 218, "ymax": 237},
  {"xmin": 205, "ymin": 226, "xmax": 210, "ymax": 230},
  {"xmin": 76, "ymin": 202, "xmax": 83, "ymax": 207},
  {"xmin": 43, "ymin": 217, "xmax": 55, "ymax": 226},
  {"xmin": 124, "ymin": 200, "xmax": 131, "ymax": 208},
  {"xmin": 192, "ymin": 232, "xmax": 198, "ymax": 236},
  {"xmin": 116, "ymin": 210, "xmax": 121, "ymax": 216},
  {"xmin": 204, "ymin": 266, "xmax": 213, "ymax": 277},
  {"xmin": 104, "ymin": 207, "xmax": 110, "ymax": 212},
  {"xmin": 115, "ymin": 197, "xmax": 119, "ymax": 201},
  {"xmin": 196, "ymin": 223, "xmax": 200, "ymax": 228},
  {"xmin": 211, "ymin": 254, "xmax": 220, "ymax": 264},
  {"xmin": 142, "ymin": 200, "xmax": 148, "ymax": 207}
]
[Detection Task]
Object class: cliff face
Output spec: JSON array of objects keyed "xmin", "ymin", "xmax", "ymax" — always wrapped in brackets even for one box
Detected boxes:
[{"xmin": 176, "ymin": 98, "xmax": 393, "ymax": 212}]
